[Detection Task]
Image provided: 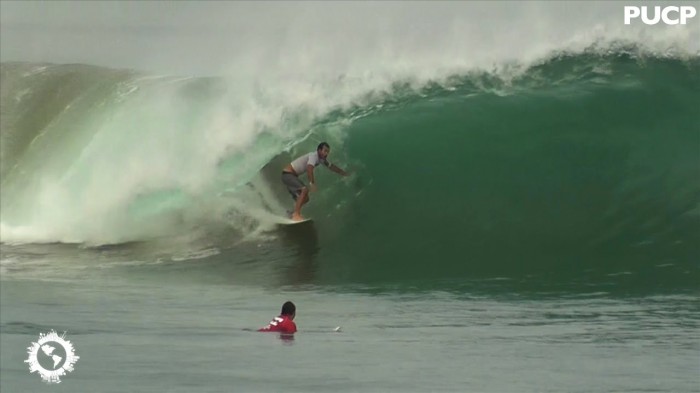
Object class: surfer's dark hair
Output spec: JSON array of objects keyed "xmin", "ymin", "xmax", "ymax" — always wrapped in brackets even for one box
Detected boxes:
[
  {"xmin": 281, "ymin": 301, "xmax": 296, "ymax": 316},
  {"xmin": 317, "ymin": 142, "xmax": 330, "ymax": 151}
]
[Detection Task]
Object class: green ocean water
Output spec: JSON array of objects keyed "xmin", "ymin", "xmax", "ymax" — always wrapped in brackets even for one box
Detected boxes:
[
  {"xmin": 314, "ymin": 53, "xmax": 700, "ymax": 291},
  {"xmin": 1, "ymin": 50, "xmax": 699, "ymax": 391}
]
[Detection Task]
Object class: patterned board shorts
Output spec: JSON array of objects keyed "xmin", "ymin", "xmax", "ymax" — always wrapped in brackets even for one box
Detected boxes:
[{"xmin": 281, "ymin": 172, "xmax": 306, "ymax": 200}]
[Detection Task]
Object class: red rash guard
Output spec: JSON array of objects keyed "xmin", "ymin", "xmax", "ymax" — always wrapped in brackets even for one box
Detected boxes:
[{"xmin": 258, "ymin": 315, "xmax": 297, "ymax": 333}]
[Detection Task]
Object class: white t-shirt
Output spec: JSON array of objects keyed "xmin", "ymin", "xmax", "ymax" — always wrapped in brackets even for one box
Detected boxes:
[{"xmin": 290, "ymin": 152, "xmax": 330, "ymax": 176}]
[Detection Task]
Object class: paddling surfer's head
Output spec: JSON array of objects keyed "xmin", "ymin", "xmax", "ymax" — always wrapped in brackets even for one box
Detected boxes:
[{"xmin": 281, "ymin": 301, "xmax": 296, "ymax": 320}]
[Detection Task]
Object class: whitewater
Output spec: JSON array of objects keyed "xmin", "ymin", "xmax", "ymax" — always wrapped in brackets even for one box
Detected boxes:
[
  {"xmin": 1, "ymin": 3, "xmax": 699, "ymax": 392},
  {"xmin": 1, "ymin": 2, "xmax": 698, "ymax": 246}
]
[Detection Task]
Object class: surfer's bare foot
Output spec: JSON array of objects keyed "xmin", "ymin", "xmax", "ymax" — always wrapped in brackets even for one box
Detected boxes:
[{"xmin": 292, "ymin": 213, "xmax": 304, "ymax": 221}]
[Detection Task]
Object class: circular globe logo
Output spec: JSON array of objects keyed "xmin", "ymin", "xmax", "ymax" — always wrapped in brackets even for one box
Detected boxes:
[
  {"xmin": 37, "ymin": 340, "xmax": 67, "ymax": 371},
  {"xmin": 25, "ymin": 330, "xmax": 79, "ymax": 384}
]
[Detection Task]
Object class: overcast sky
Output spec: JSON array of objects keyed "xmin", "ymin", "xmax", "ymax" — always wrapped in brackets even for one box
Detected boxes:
[{"xmin": 1, "ymin": 1, "xmax": 697, "ymax": 76}]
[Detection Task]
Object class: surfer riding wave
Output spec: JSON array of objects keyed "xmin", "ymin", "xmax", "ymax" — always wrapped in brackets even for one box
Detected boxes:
[{"xmin": 281, "ymin": 142, "xmax": 348, "ymax": 221}]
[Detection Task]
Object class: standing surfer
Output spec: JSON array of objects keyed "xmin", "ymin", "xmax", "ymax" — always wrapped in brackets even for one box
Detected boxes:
[{"xmin": 281, "ymin": 142, "xmax": 348, "ymax": 221}]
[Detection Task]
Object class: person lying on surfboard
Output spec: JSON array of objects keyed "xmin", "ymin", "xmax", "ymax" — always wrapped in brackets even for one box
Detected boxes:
[
  {"xmin": 282, "ymin": 142, "xmax": 348, "ymax": 221},
  {"xmin": 258, "ymin": 301, "xmax": 297, "ymax": 334}
]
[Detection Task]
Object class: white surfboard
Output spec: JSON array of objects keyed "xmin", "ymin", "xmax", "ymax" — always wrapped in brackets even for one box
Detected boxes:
[
  {"xmin": 278, "ymin": 211, "xmax": 313, "ymax": 225},
  {"xmin": 279, "ymin": 217, "xmax": 313, "ymax": 225}
]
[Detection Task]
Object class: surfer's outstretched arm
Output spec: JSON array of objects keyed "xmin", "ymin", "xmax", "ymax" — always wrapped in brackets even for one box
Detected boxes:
[{"xmin": 329, "ymin": 163, "xmax": 349, "ymax": 177}]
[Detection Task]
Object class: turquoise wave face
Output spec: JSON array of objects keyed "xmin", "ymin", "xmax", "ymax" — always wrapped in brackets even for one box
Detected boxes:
[
  {"xmin": 308, "ymin": 54, "xmax": 700, "ymax": 288},
  {"xmin": 1, "ymin": 52, "xmax": 698, "ymax": 290}
]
